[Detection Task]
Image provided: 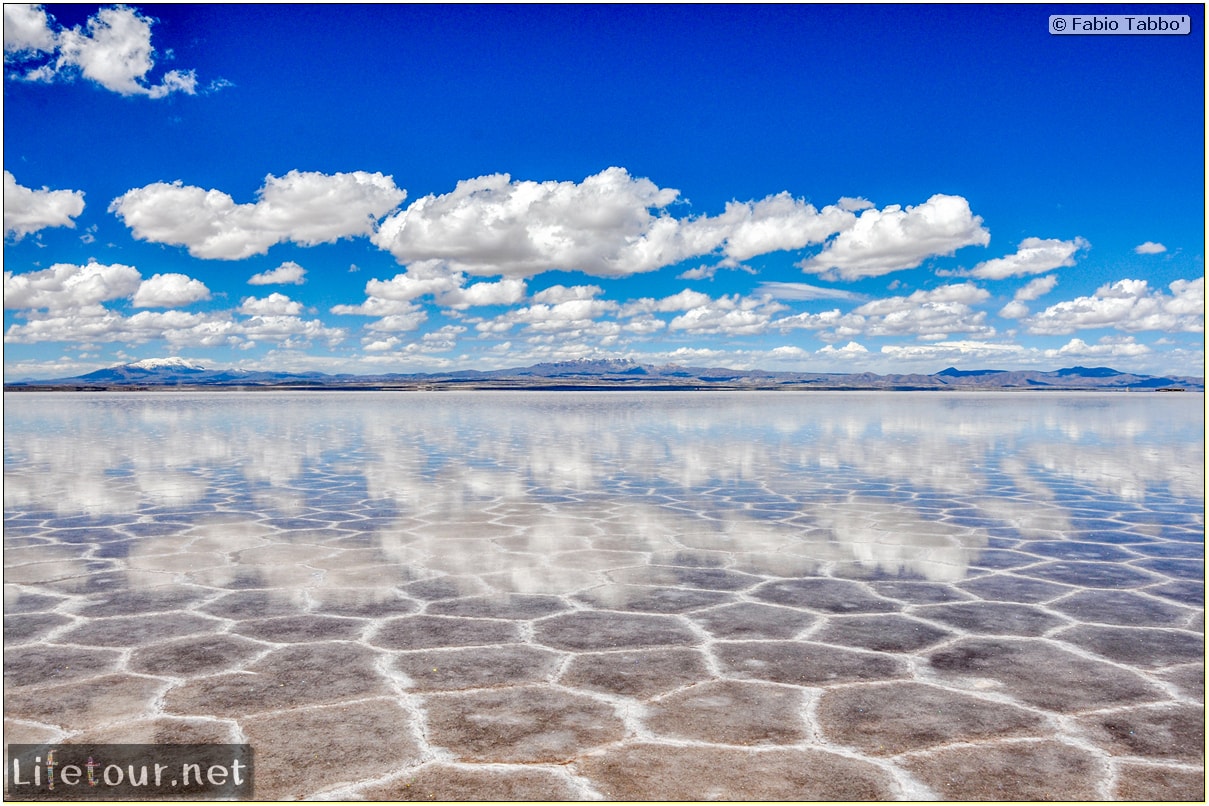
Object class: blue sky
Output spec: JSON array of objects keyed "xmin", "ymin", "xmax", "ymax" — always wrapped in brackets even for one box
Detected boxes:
[{"xmin": 3, "ymin": 3, "xmax": 1204, "ymax": 379}]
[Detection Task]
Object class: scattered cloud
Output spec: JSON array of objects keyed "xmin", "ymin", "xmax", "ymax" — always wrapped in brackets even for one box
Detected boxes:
[
  {"xmin": 667, "ymin": 294, "xmax": 786, "ymax": 336},
  {"xmin": 619, "ymin": 289, "xmax": 712, "ymax": 316},
  {"xmin": 1024, "ymin": 277, "xmax": 1204, "ymax": 335},
  {"xmin": 110, "ymin": 171, "xmax": 407, "ymax": 260},
  {"xmin": 132, "ymin": 272, "xmax": 211, "ymax": 308},
  {"xmin": 372, "ymin": 167, "xmax": 687, "ymax": 278},
  {"xmin": 756, "ymin": 281, "xmax": 862, "ymax": 301},
  {"xmin": 798, "ymin": 194, "xmax": 990, "ymax": 281},
  {"xmin": 817, "ymin": 341, "xmax": 869, "ymax": 355},
  {"xmin": 1014, "ymin": 274, "xmax": 1058, "ymax": 302},
  {"xmin": 237, "ymin": 293, "xmax": 303, "ymax": 317},
  {"xmin": 1044, "ymin": 336, "xmax": 1151, "ymax": 359},
  {"xmin": 249, "ymin": 261, "xmax": 307, "ymax": 286},
  {"xmin": 3, "ymin": 4, "xmax": 57, "ymax": 58},
  {"xmin": 4, "ymin": 171, "xmax": 85, "ymax": 241},
  {"xmin": 687, "ymin": 192, "xmax": 856, "ymax": 265},
  {"xmin": 4, "ymin": 261, "xmax": 140, "ymax": 310},
  {"xmin": 437, "ymin": 277, "xmax": 527, "ymax": 309},
  {"xmin": 4, "ymin": 4, "xmax": 200, "ymax": 97},
  {"xmin": 967, "ymin": 236, "xmax": 1088, "ymax": 279},
  {"xmin": 1134, "ymin": 241, "xmax": 1166, "ymax": 255}
]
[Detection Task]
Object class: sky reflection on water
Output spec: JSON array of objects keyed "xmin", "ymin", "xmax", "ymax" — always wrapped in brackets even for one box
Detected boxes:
[{"xmin": 5, "ymin": 391, "xmax": 1203, "ymax": 587}]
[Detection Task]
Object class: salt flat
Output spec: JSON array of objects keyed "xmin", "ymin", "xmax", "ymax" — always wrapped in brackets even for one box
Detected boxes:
[{"xmin": 4, "ymin": 391, "xmax": 1204, "ymax": 800}]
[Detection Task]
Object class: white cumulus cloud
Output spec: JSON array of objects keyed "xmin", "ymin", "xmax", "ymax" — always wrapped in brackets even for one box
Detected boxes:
[
  {"xmin": 4, "ymin": 171, "xmax": 85, "ymax": 241},
  {"xmin": 249, "ymin": 261, "xmax": 307, "ymax": 286},
  {"xmin": 437, "ymin": 277, "xmax": 527, "ymax": 310},
  {"xmin": 4, "ymin": 261, "xmax": 140, "ymax": 310},
  {"xmin": 238, "ymin": 293, "xmax": 303, "ymax": 317},
  {"xmin": 4, "ymin": 4, "xmax": 56, "ymax": 57},
  {"xmin": 1134, "ymin": 241, "xmax": 1167, "ymax": 255},
  {"xmin": 968, "ymin": 236, "xmax": 1088, "ymax": 280},
  {"xmin": 1015, "ymin": 274, "xmax": 1059, "ymax": 302},
  {"xmin": 372, "ymin": 167, "xmax": 686, "ymax": 278},
  {"xmin": 132, "ymin": 273, "xmax": 211, "ymax": 308},
  {"xmin": 1024, "ymin": 277, "xmax": 1204, "ymax": 335},
  {"xmin": 110, "ymin": 171, "xmax": 407, "ymax": 260},
  {"xmin": 5, "ymin": 5, "xmax": 199, "ymax": 97},
  {"xmin": 799, "ymin": 194, "xmax": 990, "ymax": 281}
]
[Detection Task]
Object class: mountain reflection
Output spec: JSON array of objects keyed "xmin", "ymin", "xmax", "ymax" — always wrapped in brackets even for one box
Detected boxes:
[{"xmin": 4, "ymin": 391, "xmax": 1203, "ymax": 585}]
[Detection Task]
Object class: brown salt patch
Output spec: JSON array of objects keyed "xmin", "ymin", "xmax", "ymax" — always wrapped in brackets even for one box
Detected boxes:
[
  {"xmin": 233, "ymin": 543, "xmax": 337, "ymax": 564},
  {"xmin": 1051, "ymin": 589, "xmax": 1193, "ymax": 627},
  {"xmin": 533, "ymin": 611, "xmax": 696, "ymax": 651},
  {"xmin": 404, "ymin": 575, "xmax": 491, "ymax": 601},
  {"xmin": 1156, "ymin": 663, "xmax": 1204, "ymax": 702},
  {"xmin": 198, "ymin": 589, "xmax": 308, "ymax": 618},
  {"xmin": 1023, "ymin": 539, "xmax": 1139, "ymax": 562},
  {"xmin": 4, "ymin": 613, "xmax": 72, "ymax": 645},
  {"xmin": 392, "ymin": 645, "xmax": 562, "ymax": 691},
  {"xmin": 232, "ymin": 614, "xmax": 366, "ymax": 643},
  {"xmin": 868, "ymin": 580, "xmax": 972, "ymax": 604},
  {"xmin": 186, "ymin": 564, "xmax": 317, "ymax": 589},
  {"xmin": 559, "ymin": 648, "xmax": 709, "ymax": 698},
  {"xmin": 903, "ymin": 740, "xmax": 1100, "ymax": 800},
  {"xmin": 422, "ymin": 685, "xmax": 624, "ymax": 763},
  {"xmin": 4, "ymin": 644, "xmax": 122, "ymax": 687},
  {"xmin": 1076, "ymin": 704, "xmax": 1205, "ymax": 762},
  {"xmin": 71, "ymin": 586, "xmax": 213, "ymax": 616},
  {"xmin": 426, "ymin": 593, "xmax": 569, "ymax": 619},
  {"xmin": 958, "ymin": 573, "xmax": 1072, "ymax": 603},
  {"xmin": 690, "ymin": 602, "xmax": 816, "ymax": 639},
  {"xmin": 56, "ymin": 612, "xmax": 226, "ymax": 647},
  {"xmin": 1112, "ymin": 762, "xmax": 1206, "ymax": 801},
  {"xmin": 162, "ymin": 641, "xmax": 388, "ymax": 717},
  {"xmin": 308, "ymin": 588, "xmax": 419, "ymax": 617},
  {"xmin": 713, "ymin": 641, "xmax": 907, "ymax": 685},
  {"xmin": 369, "ymin": 615, "xmax": 520, "ymax": 650},
  {"xmin": 42, "ymin": 569, "xmax": 173, "ymax": 595},
  {"xmin": 1056, "ymin": 625, "xmax": 1205, "ymax": 668},
  {"xmin": 6, "ymin": 674, "xmax": 165, "ymax": 731},
  {"xmin": 128, "ymin": 551, "xmax": 227, "ymax": 572},
  {"xmin": 360, "ymin": 763, "xmax": 582, "ymax": 801},
  {"xmin": 648, "ymin": 549, "xmax": 730, "ymax": 568},
  {"xmin": 730, "ymin": 551, "xmax": 827, "ymax": 578},
  {"xmin": 812, "ymin": 614, "xmax": 953, "ymax": 652},
  {"xmin": 575, "ymin": 584, "xmax": 732, "ymax": 613},
  {"xmin": 548, "ymin": 548, "xmax": 647, "ymax": 570},
  {"xmin": 70, "ymin": 716, "xmax": 237, "ymax": 744},
  {"xmin": 928, "ymin": 637, "xmax": 1163, "ymax": 712},
  {"xmin": 817, "ymin": 681, "xmax": 1045, "ymax": 755},
  {"xmin": 644, "ymin": 679, "xmax": 806, "ymax": 745},
  {"xmin": 576, "ymin": 743, "xmax": 895, "ymax": 800},
  {"xmin": 2, "ymin": 719, "xmax": 61, "ymax": 746},
  {"xmin": 479, "ymin": 566, "xmax": 598, "ymax": 595},
  {"xmin": 1021, "ymin": 560, "xmax": 1159, "ymax": 588},
  {"xmin": 3, "ymin": 589, "xmax": 69, "ymax": 614},
  {"xmin": 128, "ymin": 634, "xmax": 267, "ymax": 676},
  {"xmin": 241, "ymin": 699, "xmax": 422, "ymax": 800},
  {"xmin": 608, "ymin": 564, "xmax": 762, "ymax": 591},
  {"xmin": 751, "ymin": 577, "xmax": 899, "ymax": 613},
  {"xmin": 913, "ymin": 601, "xmax": 1067, "ymax": 636},
  {"xmin": 319, "ymin": 564, "xmax": 425, "ymax": 587}
]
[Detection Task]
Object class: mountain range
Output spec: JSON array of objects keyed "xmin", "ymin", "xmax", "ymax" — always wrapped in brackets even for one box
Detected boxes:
[{"xmin": 5, "ymin": 357, "xmax": 1203, "ymax": 392}]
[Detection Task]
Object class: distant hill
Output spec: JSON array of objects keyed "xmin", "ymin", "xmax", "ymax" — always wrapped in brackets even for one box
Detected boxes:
[{"xmin": 5, "ymin": 357, "xmax": 1203, "ymax": 392}]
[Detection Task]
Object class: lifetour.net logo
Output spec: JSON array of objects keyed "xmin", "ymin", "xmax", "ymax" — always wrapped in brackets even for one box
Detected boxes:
[{"xmin": 6, "ymin": 744, "xmax": 253, "ymax": 800}]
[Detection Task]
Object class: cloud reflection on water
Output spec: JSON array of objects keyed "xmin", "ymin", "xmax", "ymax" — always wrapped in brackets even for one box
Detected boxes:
[{"xmin": 4, "ymin": 391, "xmax": 1202, "ymax": 586}]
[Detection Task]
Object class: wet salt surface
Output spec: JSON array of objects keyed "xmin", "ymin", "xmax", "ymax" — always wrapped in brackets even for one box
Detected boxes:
[{"xmin": 3, "ymin": 390, "xmax": 1204, "ymax": 800}]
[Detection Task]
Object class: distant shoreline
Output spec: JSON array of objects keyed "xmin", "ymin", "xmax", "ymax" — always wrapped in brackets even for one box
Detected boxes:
[{"xmin": 3, "ymin": 383, "xmax": 1198, "ymax": 393}]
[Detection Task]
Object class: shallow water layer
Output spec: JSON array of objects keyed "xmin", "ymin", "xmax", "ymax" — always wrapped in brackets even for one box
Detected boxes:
[{"xmin": 3, "ymin": 391, "xmax": 1204, "ymax": 800}]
